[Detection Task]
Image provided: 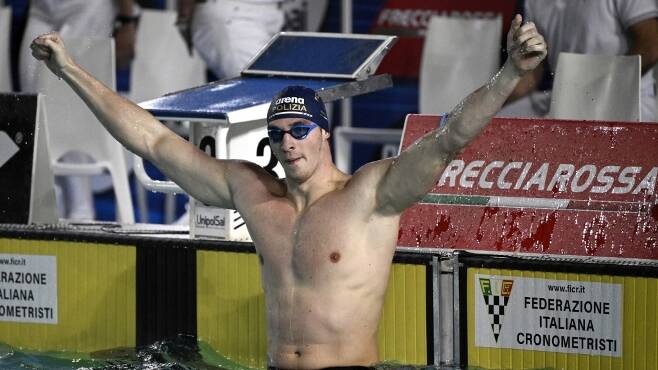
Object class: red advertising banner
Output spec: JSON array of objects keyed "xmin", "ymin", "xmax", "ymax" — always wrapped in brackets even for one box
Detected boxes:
[
  {"xmin": 398, "ymin": 115, "xmax": 658, "ymax": 260},
  {"xmin": 371, "ymin": 0, "xmax": 517, "ymax": 79}
]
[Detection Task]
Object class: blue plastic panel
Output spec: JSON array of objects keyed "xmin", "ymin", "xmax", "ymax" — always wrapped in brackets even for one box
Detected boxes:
[
  {"xmin": 245, "ymin": 34, "xmax": 389, "ymax": 78},
  {"xmin": 138, "ymin": 77, "xmax": 340, "ymax": 120}
]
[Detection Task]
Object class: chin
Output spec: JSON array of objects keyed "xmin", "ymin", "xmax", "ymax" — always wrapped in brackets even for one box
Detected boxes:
[{"xmin": 283, "ymin": 167, "xmax": 310, "ymax": 182}]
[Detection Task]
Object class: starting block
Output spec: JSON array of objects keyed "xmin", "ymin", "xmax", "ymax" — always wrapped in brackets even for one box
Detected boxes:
[{"xmin": 138, "ymin": 32, "xmax": 397, "ymax": 241}]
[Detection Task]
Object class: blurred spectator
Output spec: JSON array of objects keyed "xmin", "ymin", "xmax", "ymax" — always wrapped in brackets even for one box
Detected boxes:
[
  {"xmin": 176, "ymin": 0, "xmax": 284, "ymax": 80},
  {"xmin": 499, "ymin": 0, "xmax": 658, "ymax": 122},
  {"xmin": 19, "ymin": 0, "xmax": 138, "ymax": 92}
]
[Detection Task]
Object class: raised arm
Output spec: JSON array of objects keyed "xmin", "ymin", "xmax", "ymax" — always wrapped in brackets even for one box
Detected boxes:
[
  {"xmin": 374, "ymin": 15, "xmax": 547, "ymax": 215},
  {"xmin": 30, "ymin": 32, "xmax": 276, "ymax": 209}
]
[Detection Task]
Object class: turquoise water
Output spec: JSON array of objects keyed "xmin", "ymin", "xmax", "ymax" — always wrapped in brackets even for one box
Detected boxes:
[
  {"xmin": 0, "ymin": 335, "xmax": 248, "ymax": 370},
  {"xmin": 1, "ymin": 336, "xmax": 525, "ymax": 370}
]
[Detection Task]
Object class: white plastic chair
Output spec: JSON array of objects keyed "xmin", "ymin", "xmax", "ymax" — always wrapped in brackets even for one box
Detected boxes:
[
  {"xmin": 129, "ymin": 8, "xmax": 206, "ymax": 104},
  {"xmin": 37, "ymin": 37, "xmax": 135, "ymax": 223},
  {"xmin": 0, "ymin": 6, "xmax": 12, "ymax": 91},
  {"xmin": 549, "ymin": 52, "xmax": 641, "ymax": 121},
  {"xmin": 419, "ymin": 15, "xmax": 502, "ymax": 114}
]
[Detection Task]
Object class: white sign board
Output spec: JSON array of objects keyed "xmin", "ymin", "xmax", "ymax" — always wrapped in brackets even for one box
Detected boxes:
[
  {"xmin": 192, "ymin": 203, "xmax": 228, "ymax": 239},
  {"xmin": 474, "ymin": 274, "xmax": 622, "ymax": 357},
  {"xmin": 0, "ymin": 254, "xmax": 58, "ymax": 324}
]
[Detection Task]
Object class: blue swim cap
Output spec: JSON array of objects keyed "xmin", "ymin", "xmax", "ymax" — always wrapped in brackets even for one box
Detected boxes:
[{"xmin": 267, "ymin": 86, "xmax": 330, "ymax": 131}]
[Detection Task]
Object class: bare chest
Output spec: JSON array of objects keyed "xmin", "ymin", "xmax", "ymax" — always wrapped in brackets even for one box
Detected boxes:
[{"xmin": 244, "ymin": 198, "xmax": 395, "ymax": 283}]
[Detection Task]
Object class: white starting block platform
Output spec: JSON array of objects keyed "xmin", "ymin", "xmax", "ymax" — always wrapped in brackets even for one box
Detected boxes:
[{"xmin": 137, "ymin": 32, "xmax": 397, "ymax": 240}]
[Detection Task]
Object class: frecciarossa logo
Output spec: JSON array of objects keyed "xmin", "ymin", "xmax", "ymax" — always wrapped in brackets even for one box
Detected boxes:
[{"xmin": 438, "ymin": 160, "xmax": 657, "ymax": 195}]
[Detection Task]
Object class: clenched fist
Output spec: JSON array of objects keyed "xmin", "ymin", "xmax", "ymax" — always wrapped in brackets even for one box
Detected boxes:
[{"xmin": 30, "ymin": 32, "xmax": 75, "ymax": 79}]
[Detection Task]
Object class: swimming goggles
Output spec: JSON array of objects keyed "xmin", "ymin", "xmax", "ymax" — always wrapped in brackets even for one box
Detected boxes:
[{"xmin": 267, "ymin": 123, "xmax": 318, "ymax": 143}]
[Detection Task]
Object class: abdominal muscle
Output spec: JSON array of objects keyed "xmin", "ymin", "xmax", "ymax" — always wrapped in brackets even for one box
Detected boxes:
[{"xmin": 264, "ymin": 276, "xmax": 386, "ymax": 368}]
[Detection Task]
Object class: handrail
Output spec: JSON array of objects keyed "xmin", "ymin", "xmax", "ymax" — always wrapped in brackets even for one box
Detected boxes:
[
  {"xmin": 133, "ymin": 154, "xmax": 184, "ymax": 194},
  {"xmin": 333, "ymin": 126, "xmax": 402, "ymax": 173}
]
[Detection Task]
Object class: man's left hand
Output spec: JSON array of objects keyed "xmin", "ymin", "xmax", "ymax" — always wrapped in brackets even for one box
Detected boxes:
[{"xmin": 507, "ymin": 14, "xmax": 547, "ymax": 74}]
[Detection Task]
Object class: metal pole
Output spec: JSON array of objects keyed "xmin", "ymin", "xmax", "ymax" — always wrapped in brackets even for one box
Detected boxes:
[
  {"xmin": 432, "ymin": 256, "xmax": 441, "ymax": 366},
  {"xmin": 340, "ymin": 0, "xmax": 353, "ymax": 128},
  {"xmin": 452, "ymin": 253, "xmax": 461, "ymax": 366}
]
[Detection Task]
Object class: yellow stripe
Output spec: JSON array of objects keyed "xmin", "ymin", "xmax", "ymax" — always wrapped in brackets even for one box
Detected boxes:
[
  {"xmin": 377, "ymin": 263, "xmax": 428, "ymax": 365},
  {"xmin": 467, "ymin": 268, "xmax": 658, "ymax": 370},
  {"xmin": 197, "ymin": 250, "xmax": 427, "ymax": 368},
  {"xmin": 197, "ymin": 250, "xmax": 267, "ymax": 369},
  {"xmin": 0, "ymin": 238, "xmax": 136, "ymax": 352}
]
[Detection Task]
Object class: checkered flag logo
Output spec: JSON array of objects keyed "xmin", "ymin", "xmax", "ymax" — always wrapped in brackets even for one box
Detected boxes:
[{"xmin": 479, "ymin": 278, "xmax": 514, "ymax": 342}]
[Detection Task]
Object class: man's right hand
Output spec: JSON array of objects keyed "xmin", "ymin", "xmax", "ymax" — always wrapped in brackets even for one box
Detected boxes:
[{"xmin": 30, "ymin": 32, "xmax": 74, "ymax": 78}]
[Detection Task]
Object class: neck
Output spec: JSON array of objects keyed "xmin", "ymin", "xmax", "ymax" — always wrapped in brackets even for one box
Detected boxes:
[{"xmin": 285, "ymin": 152, "xmax": 346, "ymax": 211}]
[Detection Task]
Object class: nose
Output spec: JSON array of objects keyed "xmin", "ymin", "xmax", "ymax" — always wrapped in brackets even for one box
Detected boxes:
[{"xmin": 280, "ymin": 131, "xmax": 296, "ymax": 150}]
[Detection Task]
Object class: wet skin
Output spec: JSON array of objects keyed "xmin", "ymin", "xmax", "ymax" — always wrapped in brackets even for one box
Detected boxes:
[
  {"xmin": 236, "ymin": 118, "xmax": 400, "ymax": 367},
  {"xmin": 30, "ymin": 15, "xmax": 546, "ymax": 368}
]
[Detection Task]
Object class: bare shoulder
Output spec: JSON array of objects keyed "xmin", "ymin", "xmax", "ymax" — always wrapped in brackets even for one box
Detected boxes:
[
  {"xmin": 227, "ymin": 160, "xmax": 286, "ymax": 203},
  {"xmin": 345, "ymin": 157, "xmax": 394, "ymax": 188},
  {"xmin": 339, "ymin": 158, "xmax": 396, "ymax": 213}
]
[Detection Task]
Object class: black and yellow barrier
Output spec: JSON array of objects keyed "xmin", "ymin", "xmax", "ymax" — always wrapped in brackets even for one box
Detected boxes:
[
  {"xmin": 3, "ymin": 225, "xmax": 658, "ymax": 369},
  {"xmin": 196, "ymin": 248, "xmax": 431, "ymax": 368},
  {"xmin": 0, "ymin": 237, "xmax": 136, "ymax": 352},
  {"xmin": 457, "ymin": 252, "xmax": 658, "ymax": 370},
  {"xmin": 0, "ymin": 225, "xmax": 434, "ymax": 368}
]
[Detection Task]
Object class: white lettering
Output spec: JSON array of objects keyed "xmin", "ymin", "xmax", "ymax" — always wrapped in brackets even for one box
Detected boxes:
[
  {"xmin": 591, "ymin": 166, "xmax": 619, "ymax": 193},
  {"xmin": 523, "ymin": 163, "xmax": 549, "ymax": 191},
  {"xmin": 514, "ymin": 162, "xmax": 533, "ymax": 189},
  {"xmin": 439, "ymin": 160, "xmax": 464, "ymax": 187},
  {"xmin": 571, "ymin": 165, "xmax": 597, "ymax": 193},
  {"xmin": 497, "ymin": 162, "xmax": 523, "ymax": 189},
  {"xmin": 478, "ymin": 161, "xmax": 504, "ymax": 189},
  {"xmin": 460, "ymin": 160, "xmax": 484, "ymax": 188},
  {"xmin": 546, "ymin": 164, "xmax": 575, "ymax": 192},
  {"xmin": 612, "ymin": 166, "xmax": 641, "ymax": 194},
  {"xmin": 377, "ymin": 8, "xmax": 392, "ymax": 25},
  {"xmin": 377, "ymin": 8, "xmax": 500, "ymax": 28},
  {"xmin": 434, "ymin": 161, "xmax": 656, "ymax": 195},
  {"xmin": 275, "ymin": 97, "xmax": 305, "ymax": 105},
  {"xmin": 633, "ymin": 167, "xmax": 658, "ymax": 194}
]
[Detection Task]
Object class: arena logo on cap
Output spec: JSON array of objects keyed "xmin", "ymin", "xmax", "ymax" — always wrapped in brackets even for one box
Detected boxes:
[
  {"xmin": 274, "ymin": 96, "xmax": 305, "ymax": 105},
  {"xmin": 272, "ymin": 96, "xmax": 308, "ymax": 115}
]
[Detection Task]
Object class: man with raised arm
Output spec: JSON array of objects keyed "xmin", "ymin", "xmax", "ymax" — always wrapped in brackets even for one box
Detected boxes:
[{"xmin": 30, "ymin": 14, "xmax": 546, "ymax": 369}]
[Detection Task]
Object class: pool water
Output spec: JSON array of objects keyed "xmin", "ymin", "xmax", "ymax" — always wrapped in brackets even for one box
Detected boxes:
[
  {"xmin": 0, "ymin": 336, "xmax": 536, "ymax": 370},
  {"xmin": 0, "ymin": 335, "xmax": 248, "ymax": 370}
]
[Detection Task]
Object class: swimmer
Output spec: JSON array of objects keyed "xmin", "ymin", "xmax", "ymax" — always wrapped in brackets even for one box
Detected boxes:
[{"xmin": 30, "ymin": 14, "xmax": 546, "ymax": 369}]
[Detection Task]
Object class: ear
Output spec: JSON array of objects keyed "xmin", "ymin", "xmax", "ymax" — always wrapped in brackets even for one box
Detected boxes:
[{"xmin": 322, "ymin": 128, "xmax": 331, "ymax": 140}]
